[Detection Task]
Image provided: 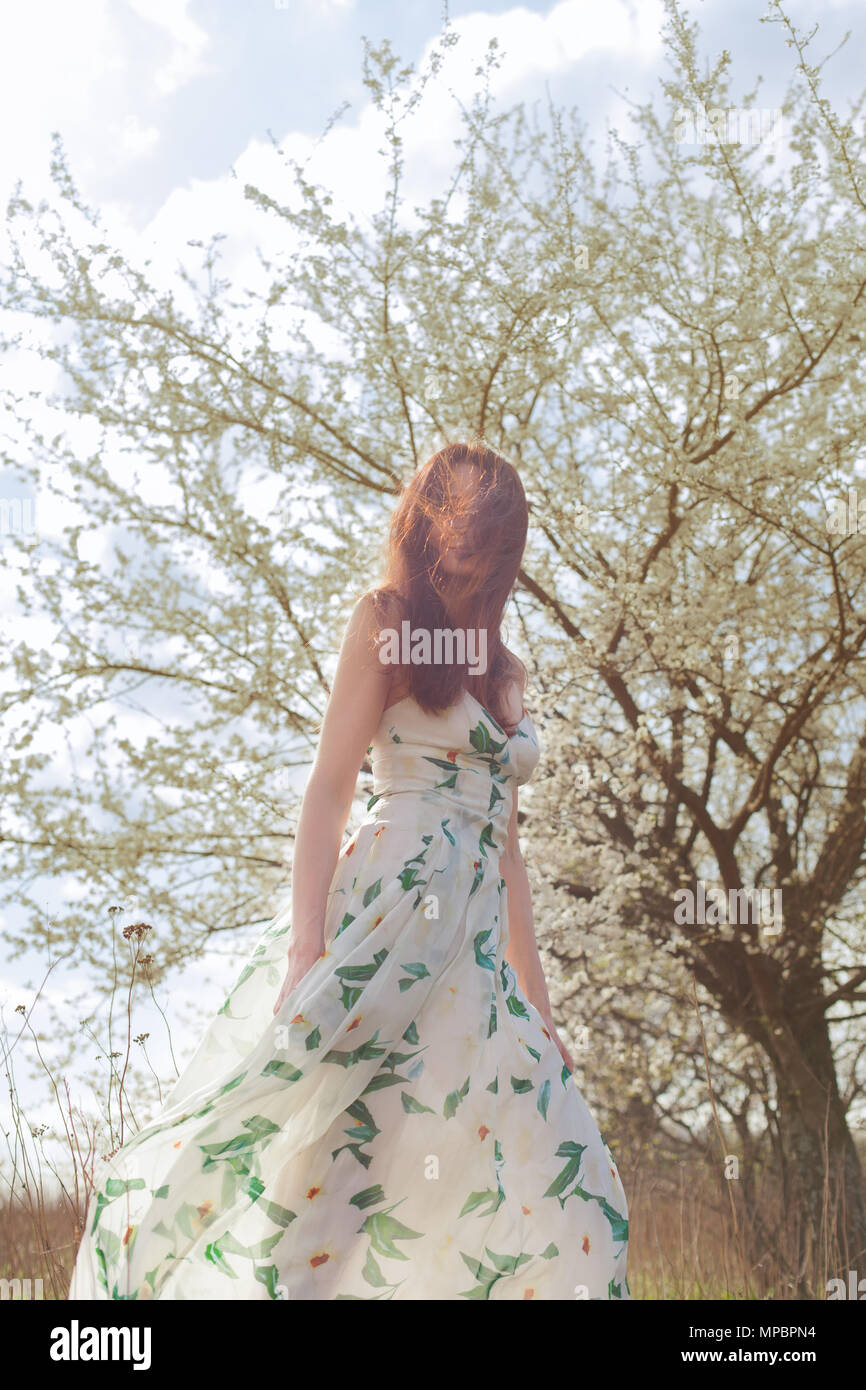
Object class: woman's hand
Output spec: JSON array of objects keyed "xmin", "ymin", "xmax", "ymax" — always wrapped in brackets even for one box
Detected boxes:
[{"xmin": 272, "ymin": 938, "xmax": 326, "ymax": 1016}]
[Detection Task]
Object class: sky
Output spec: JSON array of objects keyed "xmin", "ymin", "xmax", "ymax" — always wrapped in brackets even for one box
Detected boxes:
[
  {"xmin": 2, "ymin": 0, "xmax": 865, "ymax": 1152},
  {"xmin": 4, "ymin": 0, "xmax": 866, "ymax": 261}
]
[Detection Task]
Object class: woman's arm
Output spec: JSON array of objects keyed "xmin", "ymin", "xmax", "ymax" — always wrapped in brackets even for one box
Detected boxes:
[
  {"xmin": 501, "ymin": 790, "xmax": 575, "ymax": 1072},
  {"xmin": 273, "ymin": 592, "xmax": 391, "ymax": 1014},
  {"xmin": 501, "ymin": 790, "xmax": 552, "ymax": 1021}
]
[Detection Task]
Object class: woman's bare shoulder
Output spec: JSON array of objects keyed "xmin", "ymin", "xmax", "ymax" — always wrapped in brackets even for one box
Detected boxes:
[
  {"xmin": 359, "ymin": 586, "xmax": 408, "ymax": 629},
  {"xmin": 352, "ymin": 587, "xmax": 409, "ymax": 701}
]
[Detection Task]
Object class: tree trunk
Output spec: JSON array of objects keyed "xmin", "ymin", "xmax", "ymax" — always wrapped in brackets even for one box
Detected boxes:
[{"xmin": 769, "ymin": 1011, "xmax": 866, "ymax": 1298}]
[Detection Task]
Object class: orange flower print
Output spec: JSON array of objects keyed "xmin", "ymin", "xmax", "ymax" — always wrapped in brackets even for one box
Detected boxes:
[
  {"xmin": 478, "ymin": 1125, "xmax": 490, "ymax": 1141},
  {"xmin": 372, "ymin": 915, "xmax": 383, "ymax": 928},
  {"xmin": 291, "ymin": 1013, "xmax": 306, "ymax": 1024},
  {"xmin": 310, "ymin": 1252, "xmax": 330, "ymax": 1268},
  {"xmin": 345, "ymin": 840, "xmax": 356, "ymax": 856},
  {"xmin": 523, "ymin": 1288, "xmax": 535, "ymax": 1299},
  {"xmin": 446, "ymin": 750, "xmax": 458, "ymax": 763},
  {"xmin": 173, "ymin": 1140, "xmax": 182, "ymax": 1149},
  {"xmin": 541, "ymin": 1026, "xmax": 551, "ymax": 1041},
  {"xmin": 306, "ymin": 1186, "xmax": 321, "ymax": 1200},
  {"xmin": 522, "ymin": 1205, "xmax": 531, "ymax": 1215},
  {"xmin": 196, "ymin": 1200, "xmax": 213, "ymax": 1220},
  {"xmin": 122, "ymin": 1226, "xmax": 134, "ymax": 1246},
  {"xmin": 373, "ymin": 825, "xmax": 386, "ymax": 837},
  {"xmin": 346, "ymin": 1016, "xmax": 362, "ymax": 1031},
  {"xmin": 582, "ymin": 1234, "xmax": 591, "ymax": 1255}
]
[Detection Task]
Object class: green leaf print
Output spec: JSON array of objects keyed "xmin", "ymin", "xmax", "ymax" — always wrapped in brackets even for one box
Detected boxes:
[
  {"xmin": 332, "ymin": 1098, "xmax": 381, "ymax": 1168},
  {"xmin": 335, "ymin": 911, "xmax": 355, "ymax": 938},
  {"xmin": 468, "ymin": 721, "xmax": 493, "ymax": 754},
  {"xmin": 510, "ymin": 1076, "xmax": 533, "ymax": 1093},
  {"xmin": 261, "ymin": 1059, "xmax": 304, "ymax": 1082},
  {"xmin": 458, "ymin": 1247, "xmax": 532, "ymax": 1299},
  {"xmin": 350, "ymin": 1185, "xmax": 386, "ymax": 1210},
  {"xmin": 537, "ymin": 1078, "xmax": 551, "ymax": 1120},
  {"xmin": 488, "ymin": 998, "xmax": 497, "ymax": 1037},
  {"xmin": 398, "ymin": 961, "xmax": 430, "ymax": 991},
  {"xmin": 335, "ymin": 953, "xmax": 389, "ymax": 983},
  {"xmin": 359, "ymin": 1207, "xmax": 424, "ymax": 1261},
  {"xmin": 543, "ymin": 1141, "xmax": 587, "ymax": 1203},
  {"xmin": 478, "ymin": 822, "xmax": 497, "ymax": 857},
  {"xmin": 91, "ymin": 1177, "xmax": 147, "ymax": 1233},
  {"xmin": 459, "ymin": 1187, "xmax": 505, "ymax": 1218},
  {"xmin": 402, "ymin": 1020, "xmax": 419, "ymax": 1044},
  {"xmin": 343, "ymin": 1099, "xmax": 380, "ymax": 1146},
  {"xmin": 174, "ymin": 1202, "xmax": 212, "ymax": 1239},
  {"xmin": 485, "ymin": 1248, "xmax": 533, "ymax": 1275},
  {"xmin": 324, "ymin": 1029, "xmax": 389, "ymax": 1067},
  {"xmin": 204, "ymin": 1238, "xmax": 239, "ymax": 1278},
  {"xmin": 217, "ymin": 1072, "xmax": 247, "ymax": 1096},
  {"xmin": 540, "ymin": 1242, "xmax": 559, "ymax": 1259},
  {"xmin": 362, "ymin": 1070, "xmax": 411, "ymax": 1094},
  {"xmin": 443, "ymin": 1075, "xmax": 471, "ymax": 1118},
  {"xmin": 362, "ymin": 878, "xmax": 382, "ymax": 907},
  {"xmin": 401, "ymin": 1091, "xmax": 435, "ymax": 1115},
  {"xmin": 98, "ymin": 1228, "xmax": 121, "ymax": 1263},
  {"xmin": 473, "ymin": 928, "xmax": 496, "ymax": 971},
  {"xmin": 398, "ymin": 865, "xmax": 425, "ymax": 890},
  {"xmin": 362, "ymin": 1247, "xmax": 388, "ymax": 1287},
  {"xmin": 381, "ymin": 1046, "xmax": 423, "ymax": 1071},
  {"xmin": 105, "ymin": 1178, "xmax": 146, "ymax": 1198},
  {"xmin": 198, "ymin": 1115, "xmax": 281, "ymax": 1180},
  {"xmin": 254, "ymin": 1264, "xmax": 282, "ymax": 1299},
  {"xmin": 305, "ymin": 1025, "xmax": 321, "ymax": 1050},
  {"xmin": 335, "ymin": 949, "xmax": 389, "ymax": 1010},
  {"xmin": 506, "ymin": 991, "xmax": 530, "ymax": 1020},
  {"xmin": 573, "ymin": 1184, "xmax": 630, "ymax": 1244},
  {"xmin": 259, "ymin": 1200, "xmax": 297, "ymax": 1229},
  {"xmin": 422, "ymin": 756, "xmax": 459, "ymax": 789},
  {"xmin": 440, "ymin": 817, "xmax": 455, "ymax": 845}
]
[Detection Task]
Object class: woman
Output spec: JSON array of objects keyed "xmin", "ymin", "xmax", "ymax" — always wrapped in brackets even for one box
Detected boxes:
[{"xmin": 68, "ymin": 441, "xmax": 630, "ymax": 1300}]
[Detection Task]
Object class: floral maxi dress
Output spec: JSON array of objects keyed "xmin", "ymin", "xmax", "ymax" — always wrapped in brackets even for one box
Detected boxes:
[{"xmin": 68, "ymin": 690, "xmax": 631, "ymax": 1300}]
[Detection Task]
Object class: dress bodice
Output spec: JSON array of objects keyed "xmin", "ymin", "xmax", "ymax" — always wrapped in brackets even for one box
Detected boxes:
[{"xmin": 365, "ymin": 688, "xmax": 541, "ymax": 853}]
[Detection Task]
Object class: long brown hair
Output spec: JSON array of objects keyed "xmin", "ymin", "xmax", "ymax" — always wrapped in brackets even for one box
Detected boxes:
[{"xmin": 366, "ymin": 441, "xmax": 528, "ymax": 730}]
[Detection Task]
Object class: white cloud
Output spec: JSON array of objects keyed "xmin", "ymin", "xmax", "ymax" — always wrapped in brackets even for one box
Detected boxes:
[
  {"xmin": 0, "ymin": 0, "xmax": 212, "ymax": 219},
  {"xmin": 127, "ymin": 0, "xmax": 663, "ymax": 297},
  {"xmin": 126, "ymin": 0, "xmax": 212, "ymax": 96},
  {"xmin": 118, "ymin": 112, "xmax": 161, "ymax": 159}
]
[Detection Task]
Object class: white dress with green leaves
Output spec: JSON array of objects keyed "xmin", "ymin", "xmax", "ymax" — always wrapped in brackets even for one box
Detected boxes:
[{"xmin": 68, "ymin": 690, "xmax": 630, "ymax": 1300}]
